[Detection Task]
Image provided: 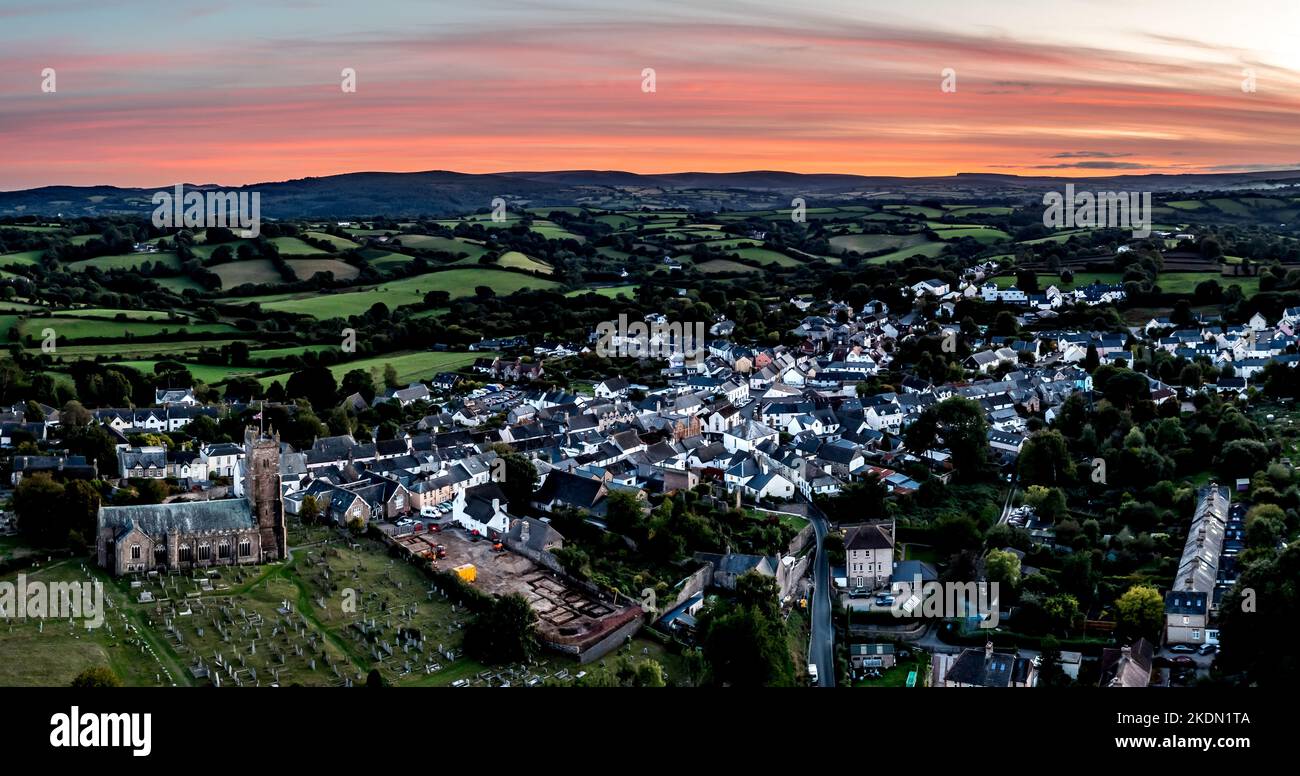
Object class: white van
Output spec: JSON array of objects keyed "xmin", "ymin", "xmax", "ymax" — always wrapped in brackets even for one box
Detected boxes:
[{"xmin": 807, "ymin": 663, "xmax": 819, "ymax": 684}]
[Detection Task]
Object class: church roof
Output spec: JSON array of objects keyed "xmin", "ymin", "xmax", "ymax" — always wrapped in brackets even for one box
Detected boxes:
[{"xmin": 98, "ymin": 499, "xmax": 255, "ymax": 536}]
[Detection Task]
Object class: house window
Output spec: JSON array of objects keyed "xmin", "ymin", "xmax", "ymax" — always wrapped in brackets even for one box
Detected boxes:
[
  {"xmin": 178, "ymin": 544, "xmax": 192, "ymax": 563},
  {"xmin": 239, "ymin": 539, "xmax": 251, "ymax": 557},
  {"xmin": 1183, "ymin": 616, "xmax": 1189, "ymax": 625},
  {"xmin": 218, "ymin": 542, "xmax": 230, "ymax": 559},
  {"xmin": 1192, "ymin": 629, "xmax": 1200, "ymax": 640},
  {"xmin": 130, "ymin": 544, "xmax": 141, "ymax": 560},
  {"xmin": 198, "ymin": 544, "xmax": 211, "ymax": 561}
]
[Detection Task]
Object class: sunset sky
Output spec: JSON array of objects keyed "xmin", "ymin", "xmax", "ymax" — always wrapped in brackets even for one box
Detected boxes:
[{"xmin": 2, "ymin": 0, "xmax": 1299, "ymax": 189}]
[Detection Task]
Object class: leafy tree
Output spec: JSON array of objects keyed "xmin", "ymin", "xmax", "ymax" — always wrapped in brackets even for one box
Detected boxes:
[
  {"xmin": 1218, "ymin": 544, "xmax": 1300, "ymax": 683},
  {"xmin": 1018, "ymin": 430, "xmax": 1075, "ymax": 486},
  {"xmin": 1115, "ymin": 585, "xmax": 1165, "ymax": 642},
  {"xmin": 285, "ymin": 365, "xmax": 338, "ymax": 412},
  {"xmin": 463, "ymin": 594, "xmax": 539, "ymax": 665},
  {"xmin": 985, "ymin": 549, "xmax": 1022, "ymax": 591},
  {"xmin": 71, "ymin": 666, "xmax": 122, "ymax": 688},
  {"xmin": 1037, "ymin": 636, "xmax": 1069, "ymax": 687}
]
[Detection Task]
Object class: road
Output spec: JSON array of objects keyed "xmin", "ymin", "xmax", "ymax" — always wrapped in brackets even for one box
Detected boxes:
[
  {"xmin": 802, "ymin": 499, "xmax": 835, "ymax": 687},
  {"xmin": 997, "ymin": 475, "xmax": 1018, "ymax": 525}
]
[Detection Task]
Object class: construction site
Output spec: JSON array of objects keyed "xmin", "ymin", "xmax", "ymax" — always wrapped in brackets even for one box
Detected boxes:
[{"xmin": 391, "ymin": 525, "xmax": 644, "ymax": 663}]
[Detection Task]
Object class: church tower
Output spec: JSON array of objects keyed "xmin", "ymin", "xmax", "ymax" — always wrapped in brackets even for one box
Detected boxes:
[{"xmin": 245, "ymin": 427, "xmax": 286, "ymax": 562}]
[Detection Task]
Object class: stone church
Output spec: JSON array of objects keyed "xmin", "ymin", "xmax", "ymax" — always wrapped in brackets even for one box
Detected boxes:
[{"xmin": 96, "ymin": 429, "xmax": 286, "ymax": 576}]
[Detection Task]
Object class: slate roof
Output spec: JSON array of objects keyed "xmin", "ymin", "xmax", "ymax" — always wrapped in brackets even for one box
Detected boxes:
[{"xmin": 98, "ymin": 499, "xmax": 255, "ymax": 536}]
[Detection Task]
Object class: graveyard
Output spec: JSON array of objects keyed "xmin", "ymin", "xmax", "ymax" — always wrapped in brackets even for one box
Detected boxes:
[{"xmin": 0, "ymin": 534, "xmax": 618, "ymax": 688}]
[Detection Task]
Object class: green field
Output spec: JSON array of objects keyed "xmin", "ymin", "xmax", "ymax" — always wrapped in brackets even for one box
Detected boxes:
[
  {"xmin": 71, "ymin": 252, "xmax": 183, "ymax": 272},
  {"xmin": 863, "ymin": 240, "xmax": 947, "ymax": 264},
  {"xmin": 303, "ymin": 231, "xmax": 360, "ymax": 251},
  {"xmin": 829, "ymin": 233, "xmax": 927, "ymax": 255},
  {"xmin": 271, "ymin": 236, "xmax": 329, "ymax": 255},
  {"xmin": 55, "ymin": 308, "xmax": 175, "ymax": 320},
  {"xmin": 719, "ymin": 247, "xmax": 797, "ymax": 267},
  {"xmin": 248, "ymin": 344, "xmax": 340, "ymax": 361},
  {"xmin": 695, "ymin": 259, "xmax": 761, "ymax": 274},
  {"xmin": 259, "ymin": 350, "xmax": 482, "ymax": 388},
  {"xmin": 232, "ymin": 269, "xmax": 561, "ymax": 319},
  {"xmin": 994, "ymin": 272, "xmax": 1122, "ymax": 290},
  {"xmin": 288, "ymin": 258, "xmax": 360, "ymax": 281},
  {"xmin": 1156, "ymin": 272, "xmax": 1260, "ymax": 296},
  {"xmin": 152, "ymin": 276, "xmax": 209, "ymax": 294},
  {"xmin": 26, "ymin": 339, "xmax": 244, "ymax": 360},
  {"xmin": 212, "ymin": 259, "xmax": 283, "ymax": 287},
  {"xmin": 393, "ymin": 235, "xmax": 488, "ymax": 259},
  {"xmin": 0, "ymin": 250, "xmax": 48, "ymax": 266},
  {"xmin": 20, "ymin": 316, "xmax": 239, "ymax": 342},
  {"xmin": 106, "ymin": 360, "xmax": 268, "ymax": 384},
  {"xmin": 565, "ymin": 284, "xmax": 638, "ymax": 299},
  {"xmin": 494, "ymin": 251, "xmax": 553, "ymax": 274}
]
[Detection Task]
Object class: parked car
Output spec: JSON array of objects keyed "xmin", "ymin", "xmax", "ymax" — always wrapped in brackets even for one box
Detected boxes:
[
  {"xmin": 1198, "ymin": 644, "xmax": 1218, "ymax": 656},
  {"xmin": 1171, "ymin": 655, "xmax": 1195, "ymax": 666},
  {"xmin": 875, "ymin": 595, "xmax": 895, "ymax": 606},
  {"xmin": 1168, "ymin": 644, "xmax": 1197, "ymax": 654},
  {"xmin": 848, "ymin": 587, "xmax": 869, "ymax": 598}
]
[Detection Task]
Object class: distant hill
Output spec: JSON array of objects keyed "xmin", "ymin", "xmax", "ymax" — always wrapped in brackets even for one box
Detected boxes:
[{"xmin": 3, "ymin": 168, "xmax": 1299, "ymax": 219}]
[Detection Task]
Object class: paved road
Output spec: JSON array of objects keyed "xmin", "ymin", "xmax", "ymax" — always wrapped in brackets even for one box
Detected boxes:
[
  {"xmin": 997, "ymin": 475, "xmax": 1018, "ymax": 525},
  {"xmin": 803, "ymin": 499, "xmax": 835, "ymax": 687}
]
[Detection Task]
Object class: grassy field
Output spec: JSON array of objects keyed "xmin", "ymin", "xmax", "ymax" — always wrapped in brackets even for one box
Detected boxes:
[
  {"xmin": 0, "ymin": 560, "xmax": 172, "ymax": 687},
  {"xmin": 394, "ymin": 235, "xmax": 488, "ymax": 259},
  {"xmin": 0, "ymin": 250, "xmax": 47, "ymax": 266},
  {"xmin": 248, "ymin": 344, "xmax": 340, "ymax": 361},
  {"xmin": 863, "ymin": 240, "xmax": 947, "ymax": 264},
  {"xmin": 107, "ymin": 360, "xmax": 268, "ymax": 384},
  {"xmin": 258, "ymin": 349, "xmax": 482, "ymax": 387},
  {"xmin": 494, "ymin": 250, "xmax": 553, "ymax": 274},
  {"xmin": 726, "ymin": 247, "xmax": 801, "ymax": 267},
  {"xmin": 288, "ymin": 258, "xmax": 360, "ymax": 281},
  {"xmin": 829, "ymin": 233, "xmax": 927, "ymax": 255},
  {"xmin": 212, "ymin": 259, "xmax": 283, "ymax": 287},
  {"xmin": 994, "ymin": 272, "xmax": 1123, "ymax": 290},
  {"xmin": 55, "ymin": 308, "xmax": 175, "ymax": 320},
  {"xmin": 302, "ymin": 231, "xmax": 360, "ymax": 251},
  {"xmin": 71, "ymin": 252, "xmax": 183, "ymax": 272},
  {"xmin": 1156, "ymin": 272, "xmax": 1260, "ymax": 296},
  {"xmin": 234, "ymin": 269, "xmax": 561, "ymax": 319},
  {"xmin": 270, "ymin": 237, "xmax": 329, "ymax": 255},
  {"xmin": 153, "ymin": 276, "xmax": 209, "ymax": 294},
  {"xmin": 695, "ymin": 259, "xmax": 761, "ymax": 274},
  {"xmin": 24, "ymin": 338, "xmax": 244, "ymax": 360},
  {"xmin": 565, "ymin": 284, "xmax": 638, "ymax": 299},
  {"xmin": 20, "ymin": 316, "xmax": 239, "ymax": 342}
]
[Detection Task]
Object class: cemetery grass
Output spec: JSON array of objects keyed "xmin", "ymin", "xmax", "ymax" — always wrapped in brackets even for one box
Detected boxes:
[{"xmin": 0, "ymin": 559, "xmax": 178, "ymax": 686}]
